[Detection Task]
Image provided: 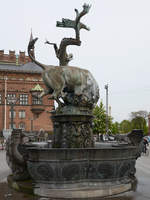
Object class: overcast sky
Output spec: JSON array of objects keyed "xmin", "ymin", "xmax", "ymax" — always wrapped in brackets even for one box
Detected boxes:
[{"xmin": 1, "ymin": 0, "xmax": 150, "ymax": 122}]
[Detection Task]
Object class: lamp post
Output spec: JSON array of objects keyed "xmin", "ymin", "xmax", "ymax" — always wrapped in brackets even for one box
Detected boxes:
[
  {"xmin": 4, "ymin": 76, "xmax": 7, "ymax": 130},
  {"xmin": 30, "ymin": 118, "xmax": 34, "ymax": 132},
  {"xmin": 105, "ymin": 84, "xmax": 109, "ymax": 135},
  {"xmin": 7, "ymin": 96, "xmax": 18, "ymax": 130}
]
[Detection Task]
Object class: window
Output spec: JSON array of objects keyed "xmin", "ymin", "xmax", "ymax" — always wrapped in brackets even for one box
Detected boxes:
[
  {"xmin": 9, "ymin": 123, "xmax": 16, "ymax": 129},
  {"xmin": 0, "ymin": 94, "xmax": 1, "ymax": 104},
  {"xmin": 9, "ymin": 110, "xmax": 16, "ymax": 118},
  {"xmin": 7, "ymin": 94, "xmax": 16, "ymax": 104},
  {"xmin": 19, "ymin": 94, "xmax": 28, "ymax": 105},
  {"xmin": 19, "ymin": 122, "xmax": 25, "ymax": 130},
  {"xmin": 32, "ymin": 96, "xmax": 42, "ymax": 105},
  {"xmin": 19, "ymin": 110, "xmax": 26, "ymax": 119}
]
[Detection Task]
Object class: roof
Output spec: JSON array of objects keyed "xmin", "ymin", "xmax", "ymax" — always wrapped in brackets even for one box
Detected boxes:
[{"xmin": 0, "ymin": 62, "xmax": 43, "ymax": 74}]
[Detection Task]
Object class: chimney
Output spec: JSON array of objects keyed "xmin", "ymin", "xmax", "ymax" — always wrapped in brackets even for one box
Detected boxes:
[
  {"xmin": 0, "ymin": 50, "xmax": 4, "ymax": 61},
  {"xmin": 0, "ymin": 50, "xmax": 4, "ymax": 57},
  {"xmin": 19, "ymin": 51, "xmax": 25, "ymax": 63},
  {"xmin": 9, "ymin": 50, "xmax": 16, "ymax": 62},
  {"xmin": 9, "ymin": 50, "xmax": 15, "ymax": 56}
]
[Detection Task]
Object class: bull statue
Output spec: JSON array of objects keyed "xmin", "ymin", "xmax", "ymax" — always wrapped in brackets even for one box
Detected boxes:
[
  {"xmin": 28, "ymin": 4, "xmax": 99, "ymax": 109},
  {"xmin": 28, "ymin": 38, "xmax": 99, "ymax": 108},
  {"xmin": 27, "ymin": 4, "xmax": 99, "ymax": 149}
]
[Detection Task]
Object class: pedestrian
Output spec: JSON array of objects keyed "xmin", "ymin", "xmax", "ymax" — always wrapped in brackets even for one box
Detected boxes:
[{"xmin": 143, "ymin": 137, "xmax": 149, "ymax": 154}]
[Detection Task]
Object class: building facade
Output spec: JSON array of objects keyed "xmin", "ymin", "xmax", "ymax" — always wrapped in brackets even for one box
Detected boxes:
[{"xmin": 0, "ymin": 50, "xmax": 54, "ymax": 134}]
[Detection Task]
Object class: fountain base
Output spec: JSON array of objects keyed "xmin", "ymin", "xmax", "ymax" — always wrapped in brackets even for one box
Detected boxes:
[
  {"xmin": 24, "ymin": 144, "xmax": 139, "ymax": 198},
  {"xmin": 7, "ymin": 173, "xmax": 137, "ymax": 199},
  {"xmin": 34, "ymin": 180, "xmax": 136, "ymax": 199}
]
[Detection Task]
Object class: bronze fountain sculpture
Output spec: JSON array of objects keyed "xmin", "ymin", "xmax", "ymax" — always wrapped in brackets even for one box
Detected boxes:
[
  {"xmin": 6, "ymin": 4, "xmax": 143, "ymax": 199},
  {"xmin": 28, "ymin": 3, "xmax": 99, "ymax": 148}
]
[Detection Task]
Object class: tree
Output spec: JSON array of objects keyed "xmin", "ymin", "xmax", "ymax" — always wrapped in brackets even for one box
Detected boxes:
[
  {"xmin": 93, "ymin": 101, "xmax": 114, "ymax": 135},
  {"xmin": 93, "ymin": 101, "xmax": 106, "ymax": 135},
  {"xmin": 120, "ymin": 120, "xmax": 131, "ymax": 133},
  {"xmin": 130, "ymin": 110, "xmax": 148, "ymax": 135},
  {"xmin": 131, "ymin": 116, "xmax": 148, "ymax": 134},
  {"xmin": 130, "ymin": 110, "xmax": 148, "ymax": 121},
  {"xmin": 111, "ymin": 122, "xmax": 120, "ymax": 134}
]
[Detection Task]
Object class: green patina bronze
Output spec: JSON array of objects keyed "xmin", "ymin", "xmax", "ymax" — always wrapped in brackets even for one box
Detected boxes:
[
  {"xmin": 46, "ymin": 3, "xmax": 91, "ymax": 66},
  {"xmin": 27, "ymin": 4, "xmax": 99, "ymax": 148}
]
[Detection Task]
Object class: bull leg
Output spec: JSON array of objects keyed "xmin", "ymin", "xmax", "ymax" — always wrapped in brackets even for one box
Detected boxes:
[
  {"xmin": 50, "ymin": 94, "xmax": 64, "ymax": 107},
  {"xmin": 38, "ymin": 89, "xmax": 50, "ymax": 98},
  {"xmin": 56, "ymin": 98, "xmax": 65, "ymax": 107},
  {"xmin": 51, "ymin": 88, "xmax": 65, "ymax": 107}
]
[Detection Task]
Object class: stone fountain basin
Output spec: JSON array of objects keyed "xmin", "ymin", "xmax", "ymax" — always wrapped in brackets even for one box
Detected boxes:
[
  {"xmin": 26, "ymin": 144, "xmax": 139, "ymax": 198},
  {"xmin": 27, "ymin": 144, "xmax": 138, "ymax": 185}
]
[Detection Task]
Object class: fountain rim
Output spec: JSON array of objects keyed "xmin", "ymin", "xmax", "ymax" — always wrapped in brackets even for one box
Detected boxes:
[{"xmin": 26, "ymin": 145, "xmax": 137, "ymax": 151}]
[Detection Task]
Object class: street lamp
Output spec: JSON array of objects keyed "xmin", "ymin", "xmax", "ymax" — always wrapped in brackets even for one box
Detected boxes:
[
  {"xmin": 105, "ymin": 84, "xmax": 109, "ymax": 135},
  {"xmin": 7, "ymin": 96, "xmax": 18, "ymax": 130}
]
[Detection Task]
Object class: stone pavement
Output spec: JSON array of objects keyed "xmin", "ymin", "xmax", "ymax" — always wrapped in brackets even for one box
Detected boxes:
[
  {"xmin": 0, "ymin": 150, "xmax": 11, "ymax": 183},
  {"xmin": 134, "ymin": 153, "xmax": 150, "ymax": 200}
]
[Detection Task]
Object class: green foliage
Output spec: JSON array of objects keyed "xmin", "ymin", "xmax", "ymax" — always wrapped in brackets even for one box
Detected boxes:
[
  {"xmin": 129, "ymin": 110, "xmax": 148, "ymax": 134},
  {"xmin": 111, "ymin": 122, "xmax": 120, "ymax": 134},
  {"xmin": 130, "ymin": 110, "xmax": 148, "ymax": 120},
  {"xmin": 119, "ymin": 120, "xmax": 132, "ymax": 133},
  {"xmin": 93, "ymin": 101, "xmax": 113, "ymax": 135},
  {"xmin": 119, "ymin": 110, "xmax": 148, "ymax": 134},
  {"xmin": 93, "ymin": 101, "xmax": 106, "ymax": 134},
  {"xmin": 93, "ymin": 106, "xmax": 149, "ymax": 135},
  {"xmin": 131, "ymin": 116, "xmax": 148, "ymax": 134}
]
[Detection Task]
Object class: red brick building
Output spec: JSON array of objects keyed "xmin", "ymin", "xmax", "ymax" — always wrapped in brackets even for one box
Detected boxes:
[{"xmin": 0, "ymin": 49, "xmax": 54, "ymax": 133}]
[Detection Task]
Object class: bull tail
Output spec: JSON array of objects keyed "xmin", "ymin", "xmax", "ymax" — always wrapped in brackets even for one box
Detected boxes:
[{"xmin": 28, "ymin": 38, "xmax": 49, "ymax": 71}]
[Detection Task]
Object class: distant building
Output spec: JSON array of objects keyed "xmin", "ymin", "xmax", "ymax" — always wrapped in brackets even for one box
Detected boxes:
[{"xmin": 0, "ymin": 41, "xmax": 54, "ymax": 133}]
